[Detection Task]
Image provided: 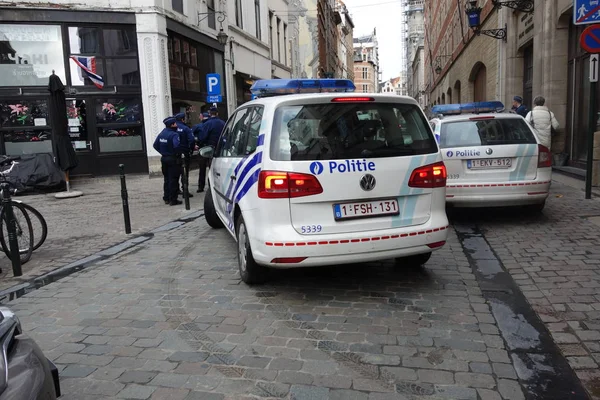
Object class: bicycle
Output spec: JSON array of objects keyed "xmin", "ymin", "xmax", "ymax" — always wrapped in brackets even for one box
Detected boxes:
[
  {"xmin": 0, "ymin": 157, "xmax": 49, "ymax": 263},
  {"xmin": 0, "ymin": 177, "xmax": 33, "ymax": 265},
  {"xmin": 0, "ymin": 156, "xmax": 48, "ymax": 251}
]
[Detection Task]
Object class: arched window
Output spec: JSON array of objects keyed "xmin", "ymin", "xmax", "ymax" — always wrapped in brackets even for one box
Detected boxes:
[{"xmin": 469, "ymin": 62, "xmax": 487, "ymax": 102}]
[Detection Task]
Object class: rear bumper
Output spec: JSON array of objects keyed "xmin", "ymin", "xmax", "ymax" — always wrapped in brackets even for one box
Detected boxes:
[
  {"xmin": 445, "ymin": 175, "xmax": 551, "ymax": 207},
  {"xmin": 249, "ymin": 216, "xmax": 450, "ymax": 268}
]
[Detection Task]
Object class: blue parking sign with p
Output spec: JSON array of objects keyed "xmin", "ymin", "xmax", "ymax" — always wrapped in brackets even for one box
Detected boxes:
[{"xmin": 206, "ymin": 73, "xmax": 222, "ymax": 103}]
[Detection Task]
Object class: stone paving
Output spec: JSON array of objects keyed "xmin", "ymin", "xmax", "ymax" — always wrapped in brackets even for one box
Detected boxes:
[
  {"xmin": 12, "ymin": 217, "xmax": 522, "ymax": 400},
  {"xmin": 0, "ymin": 168, "xmax": 205, "ymax": 291},
  {"xmin": 2, "ymin": 172, "xmax": 599, "ymax": 399},
  {"xmin": 470, "ymin": 177, "xmax": 600, "ymax": 397}
]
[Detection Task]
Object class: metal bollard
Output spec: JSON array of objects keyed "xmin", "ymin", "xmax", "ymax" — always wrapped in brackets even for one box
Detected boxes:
[
  {"xmin": 1, "ymin": 183, "xmax": 22, "ymax": 277},
  {"xmin": 119, "ymin": 164, "xmax": 132, "ymax": 234}
]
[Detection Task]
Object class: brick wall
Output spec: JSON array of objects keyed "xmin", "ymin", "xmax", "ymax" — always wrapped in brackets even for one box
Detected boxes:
[{"xmin": 425, "ymin": 0, "xmax": 500, "ymax": 105}]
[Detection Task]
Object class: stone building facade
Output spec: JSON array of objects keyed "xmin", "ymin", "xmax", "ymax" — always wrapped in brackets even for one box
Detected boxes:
[
  {"xmin": 424, "ymin": 0, "xmax": 596, "ymax": 173},
  {"xmin": 353, "ymin": 30, "xmax": 379, "ymax": 93}
]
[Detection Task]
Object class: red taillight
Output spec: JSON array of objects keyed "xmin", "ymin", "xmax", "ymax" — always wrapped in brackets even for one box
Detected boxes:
[
  {"xmin": 271, "ymin": 257, "xmax": 307, "ymax": 264},
  {"xmin": 331, "ymin": 97, "xmax": 375, "ymax": 102},
  {"xmin": 408, "ymin": 162, "xmax": 447, "ymax": 188},
  {"xmin": 258, "ymin": 171, "xmax": 323, "ymax": 199},
  {"xmin": 427, "ymin": 241, "xmax": 446, "ymax": 249},
  {"xmin": 537, "ymin": 144, "xmax": 551, "ymax": 168}
]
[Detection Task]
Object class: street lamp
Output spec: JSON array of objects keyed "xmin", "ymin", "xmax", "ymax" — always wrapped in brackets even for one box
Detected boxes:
[
  {"xmin": 217, "ymin": 29, "xmax": 228, "ymax": 46},
  {"xmin": 465, "ymin": 0, "xmax": 507, "ymax": 42},
  {"xmin": 434, "ymin": 55, "xmax": 452, "ymax": 75}
]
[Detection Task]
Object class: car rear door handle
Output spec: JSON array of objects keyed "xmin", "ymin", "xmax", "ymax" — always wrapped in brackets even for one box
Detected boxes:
[{"xmin": 216, "ymin": 172, "xmax": 221, "ymax": 177}]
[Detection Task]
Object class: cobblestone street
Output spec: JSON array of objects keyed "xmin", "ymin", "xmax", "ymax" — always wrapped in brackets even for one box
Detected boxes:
[
  {"xmin": 2, "ymin": 173, "xmax": 600, "ymax": 399},
  {"xmin": 0, "ymin": 169, "xmax": 205, "ymax": 292}
]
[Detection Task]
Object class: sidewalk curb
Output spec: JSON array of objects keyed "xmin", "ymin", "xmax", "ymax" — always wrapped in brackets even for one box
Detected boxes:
[{"xmin": 0, "ymin": 210, "xmax": 205, "ymax": 305}]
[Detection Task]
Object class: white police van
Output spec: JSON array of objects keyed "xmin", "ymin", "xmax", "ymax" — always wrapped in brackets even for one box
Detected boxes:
[
  {"xmin": 200, "ymin": 79, "xmax": 449, "ymax": 283},
  {"xmin": 430, "ymin": 101, "xmax": 551, "ymax": 210}
]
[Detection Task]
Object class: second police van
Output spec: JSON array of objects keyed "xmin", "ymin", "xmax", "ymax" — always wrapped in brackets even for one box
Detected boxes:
[
  {"xmin": 430, "ymin": 101, "xmax": 552, "ymax": 211},
  {"xmin": 199, "ymin": 79, "xmax": 449, "ymax": 283}
]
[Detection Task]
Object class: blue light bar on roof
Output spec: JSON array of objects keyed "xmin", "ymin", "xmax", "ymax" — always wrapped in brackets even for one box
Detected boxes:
[
  {"xmin": 250, "ymin": 79, "xmax": 356, "ymax": 97},
  {"xmin": 431, "ymin": 101, "xmax": 505, "ymax": 116}
]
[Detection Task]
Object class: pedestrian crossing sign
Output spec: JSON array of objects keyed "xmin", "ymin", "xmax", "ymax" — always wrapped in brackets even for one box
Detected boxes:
[{"xmin": 575, "ymin": 0, "xmax": 600, "ymax": 25}]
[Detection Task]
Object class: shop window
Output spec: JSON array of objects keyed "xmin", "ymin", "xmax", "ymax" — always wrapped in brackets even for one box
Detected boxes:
[
  {"xmin": 70, "ymin": 59, "xmax": 105, "ymax": 87},
  {"xmin": 95, "ymin": 98, "xmax": 143, "ymax": 153},
  {"xmin": 0, "ymin": 99, "xmax": 48, "ymax": 128},
  {"xmin": 69, "ymin": 27, "xmax": 100, "ymax": 54},
  {"xmin": 105, "ymin": 58, "xmax": 140, "ymax": 85},
  {"xmin": 190, "ymin": 46, "xmax": 197, "ymax": 67},
  {"xmin": 170, "ymin": 64, "xmax": 185, "ymax": 90},
  {"xmin": 173, "ymin": 38, "xmax": 181, "ymax": 62},
  {"xmin": 97, "ymin": 126, "xmax": 143, "ymax": 152},
  {"xmin": 0, "ymin": 24, "xmax": 66, "ymax": 87},
  {"xmin": 103, "ymin": 28, "xmax": 137, "ymax": 57},
  {"xmin": 96, "ymin": 98, "xmax": 141, "ymax": 124},
  {"xmin": 66, "ymin": 99, "xmax": 89, "ymax": 152},
  {"xmin": 185, "ymin": 68, "xmax": 200, "ymax": 92},
  {"xmin": 0, "ymin": 99, "xmax": 52, "ymax": 155},
  {"xmin": 68, "ymin": 26, "xmax": 139, "ymax": 87}
]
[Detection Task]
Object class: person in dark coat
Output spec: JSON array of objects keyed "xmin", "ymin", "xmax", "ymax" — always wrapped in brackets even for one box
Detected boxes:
[
  {"xmin": 196, "ymin": 107, "xmax": 225, "ymax": 193},
  {"xmin": 153, "ymin": 116, "xmax": 183, "ymax": 206},
  {"xmin": 511, "ymin": 96, "xmax": 529, "ymax": 118},
  {"xmin": 174, "ymin": 112, "xmax": 195, "ymax": 198}
]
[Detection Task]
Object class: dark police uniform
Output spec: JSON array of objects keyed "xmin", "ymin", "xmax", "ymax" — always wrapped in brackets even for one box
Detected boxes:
[
  {"xmin": 174, "ymin": 112, "xmax": 195, "ymax": 197},
  {"xmin": 153, "ymin": 117, "xmax": 183, "ymax": 205},
  {"xmin": 196, "ymin": 108, "xmax": 225, "ymax": 192}
]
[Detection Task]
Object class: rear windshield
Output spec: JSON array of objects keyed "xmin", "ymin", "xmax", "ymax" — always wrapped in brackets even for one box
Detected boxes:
[
  {"xmin": 439, "ymin": 117, "xmax": 537, "ymax": 149},
  {"xmin": 270, "ymin": 102, "xmax": 437, "ymax": 161}
]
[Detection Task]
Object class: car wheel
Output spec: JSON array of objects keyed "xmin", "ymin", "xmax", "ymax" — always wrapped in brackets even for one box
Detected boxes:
[
  {"xmin": 236, "ymin": 215, "xmax": 267, "ymax": 284},
  {"xmin": 204, "ymin": 188, "xmax": 224, "ymax": 229},
  {"xmin": 395, "ymin": 252, "xmax": 432, "ymax": 267}
]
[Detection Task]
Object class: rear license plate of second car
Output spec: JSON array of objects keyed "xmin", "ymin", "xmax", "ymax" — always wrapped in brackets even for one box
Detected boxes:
[
  {"xmin": 467, "ymin": 158, "xmax": 512, "ymax": 169},
  {"xmin": 334, "ymin": 199, "xmax": 399, "ymax": 220}
]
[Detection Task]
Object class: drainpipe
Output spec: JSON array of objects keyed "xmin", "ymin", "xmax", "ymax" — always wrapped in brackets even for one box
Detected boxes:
[{"xmin": 497, "ymin": 7, "xmax": 504, "ymax": 102}]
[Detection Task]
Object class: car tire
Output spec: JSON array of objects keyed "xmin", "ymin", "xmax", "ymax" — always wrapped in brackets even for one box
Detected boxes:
[
  {"xmin": 395, "ymin": 252, "xmax": 432, "ymax": 267},
  {"xmin": 236, "ymin": 215, "xmax": 267, "ymax": 284},
  {"xmin": 204, "ymin": 188, "xmax": 224, "ymax": 229}
]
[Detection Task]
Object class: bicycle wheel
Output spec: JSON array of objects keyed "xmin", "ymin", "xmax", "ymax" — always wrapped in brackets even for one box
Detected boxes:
[
  {"xmin": 0, "ymin": 203, "xmax": 34, "ymax": 265},
  {"xmin": 13, "ymin": 201, "xmax": 47, "ymax": 251}
]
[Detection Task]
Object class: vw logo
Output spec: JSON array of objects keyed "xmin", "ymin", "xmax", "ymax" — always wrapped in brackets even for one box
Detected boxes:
[
  {"xmin": 486, "ymin": 148, "xmax": 493, "ymax": 155},
  {"xmin": 309, "ymin": 161, "xmax": 324, "ymax": 175},
  {"xmin": 446, "ymin": 151, "xmax": 454, "ymax": 157},
  {"xmin": 360, "ymin": 174, "xmax": 376, "ymax": 191}
]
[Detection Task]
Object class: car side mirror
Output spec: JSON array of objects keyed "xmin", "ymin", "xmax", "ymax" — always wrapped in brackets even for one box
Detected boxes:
[{"xmin": 199, "ymin": 146, "xmax": 214, "ymax": 158}]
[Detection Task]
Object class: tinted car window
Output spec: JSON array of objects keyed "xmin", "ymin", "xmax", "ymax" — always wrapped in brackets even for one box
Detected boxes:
[
  {"xmin": 270, "ymin": 103, "xmax": 437, "ymax": 161},
  {"xmin": 439, "ymin": 117, "xmax": 537, "ymax": 148}
]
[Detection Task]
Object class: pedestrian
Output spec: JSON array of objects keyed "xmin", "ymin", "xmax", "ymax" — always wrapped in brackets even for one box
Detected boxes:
[
  {"xmin": 174, "ymin": 112, "xmax": 196, "ymax": 198},
  {"xmin": 511, "ymin": 96, "xmax": 529, "ymax": 118},
  {"xmin": 196, "ymin": 107, "xmax": 225, "ymax": 193},
  {"xmin": 525, "ymin": 96, "xmax": 560, "ymax": 150},
  {"xmin": 153, "ymin": 116, "xmax": 183, "ymax": 206}
]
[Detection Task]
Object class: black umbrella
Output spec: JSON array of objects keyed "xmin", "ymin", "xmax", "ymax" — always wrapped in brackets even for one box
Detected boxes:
[{"xmin": 48, "ymin": 71, "xmax": 78, "ymax": 192}]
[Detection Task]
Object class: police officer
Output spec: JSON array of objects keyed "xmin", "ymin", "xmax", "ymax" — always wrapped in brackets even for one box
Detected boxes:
[
  {"xmin": 153, "ymin": 116, "xmax": 183, "ymax": 206},
  {"xmin": 196, "ymin": 107, "xmax": 225, "ymax": 193},
  {"xmin": 174, "ymin": 112, "xmax": 196, "ymax": 198}
]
